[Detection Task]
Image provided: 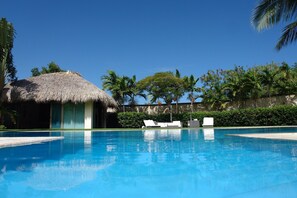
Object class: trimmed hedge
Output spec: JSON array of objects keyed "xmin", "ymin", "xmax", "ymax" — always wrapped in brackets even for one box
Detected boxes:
[{"xmin": 116, "ymin": 105, "xmax": 297, "ymax": 128}]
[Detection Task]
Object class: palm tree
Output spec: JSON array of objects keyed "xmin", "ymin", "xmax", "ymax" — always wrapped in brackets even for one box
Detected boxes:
[
  {"xmin": 222, "ymin": 66, "xmax": 246, "ymax": 103},
  {"xmin": 200, "ymin": 70, "xmax": 228, "ymax": 111},
  {"xmin": 101, "ymin": 70, "xmax": 123, "ymax": 104},
  {"xmin": 242, "ymin": 68, "xmax": 263, "ymax": 101},
  {"xmin": 273, "ymin": 62, "xmax": 293, "ymax": 95},
  {"xmin": 258, "ymin": 64, "xmax": 280, "ymax": 106},
  {"xmin": 252, "ymin": 0, "xmax": 297, "ymax": 50},
  {"xmin": 0, "ymin": 18, "xmax": 15, "ymax": 90},
  {"xmin": 184, "ymin": 75, "xmax": 200, "ymax": 114},
  {"xmin": 259, "ymin": 64, "xmax": 279, "ymax": 98},
  {"xmin": 201, "ymin": 85, "xmax": 228, "ymax": 111},
  {"xmin": 0, "ymin": 18, "xmax": 16, "ymax": 127},
  {"xmin": 125, "ymin": 75, "xmax": 146, "ymax": 107},
  {"xmin": 102, "ymin": 71, "xmax": 146, "ymax": 112},
  {"xmin": 173, "ymin": 69, "xmax": 185, "ymax": 113}
]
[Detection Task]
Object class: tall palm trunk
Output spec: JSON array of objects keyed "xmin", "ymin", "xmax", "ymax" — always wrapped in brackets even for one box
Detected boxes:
[
  {"xmin": 167, "ymin": 103, "xmax": 173, "ymax": 122},
  {"xmin": 0, "ymin": 49, "xmax": 8, "ymax": 91},
  {"xmin": 175, "ymin": 100, "xmax": 179, "ymax": 114},
  {"xmin": 122, "ymin": 93, "xmax": 125, "ymax": 112}
]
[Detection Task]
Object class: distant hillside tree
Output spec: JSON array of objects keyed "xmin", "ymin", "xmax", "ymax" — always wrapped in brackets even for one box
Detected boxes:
[{"xmin": 31, "ymin": 61, "xmax": 65, "ymax": 76}]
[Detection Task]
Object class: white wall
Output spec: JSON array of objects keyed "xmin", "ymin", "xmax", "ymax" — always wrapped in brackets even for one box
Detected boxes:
[{"xmin": 84, "ymin": 101, "xmax": 93, "ymax": 129}]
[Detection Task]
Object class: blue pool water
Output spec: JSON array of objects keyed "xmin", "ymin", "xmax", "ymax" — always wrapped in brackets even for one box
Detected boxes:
[{"xmin": 1, "ymin": 128, "xmax": 297, "ymax": 198}]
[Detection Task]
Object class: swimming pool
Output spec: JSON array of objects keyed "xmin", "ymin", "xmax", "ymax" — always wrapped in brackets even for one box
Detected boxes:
[{"xmin": 1, "ymin": 128, "xmax": 297, "ymax": 198}]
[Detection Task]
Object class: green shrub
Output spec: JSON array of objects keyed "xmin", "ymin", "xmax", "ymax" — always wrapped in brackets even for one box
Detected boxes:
[
  {"xmin": 117, "ymin": 105, "xmax": 297, "ymax": 128},
  {"xmin": 117, "ymin": 112, "xmax": 149, "ymax": 128},
  {"xmin": 188, "ymin": 105, "xmax": 297, "ymax": 127},
  {"xmin": 117, "ymin": 112, "xmax": 187, "ymax": 128}
]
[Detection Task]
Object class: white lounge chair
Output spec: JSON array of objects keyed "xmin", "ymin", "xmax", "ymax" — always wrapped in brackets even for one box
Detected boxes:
[
  {"xmin": 143, "ymin": 120, "xmax": 161, "ymax": 128},
  {"xmin": 159, "ymin": 121, "xmax": 182, "ymax": 128},
  {"xmin": 157, "ymin": 122, "xmax": 168, "ymax": 128},
  {"xmin": 202, "ymin": 117, "xmax": 214, "ymax": 127},
  {"xmin": 169, "ymin": 121, "xmax": 182, "ymax": 128},
  {"xmin": 143, "ymin": 120, "xmax": 182, "ymax": 128}
]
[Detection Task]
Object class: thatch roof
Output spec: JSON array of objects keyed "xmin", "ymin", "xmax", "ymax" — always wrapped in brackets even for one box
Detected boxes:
[{"xmin": 1, "ymin": 72, "xmax": 117, "ymax": 107}]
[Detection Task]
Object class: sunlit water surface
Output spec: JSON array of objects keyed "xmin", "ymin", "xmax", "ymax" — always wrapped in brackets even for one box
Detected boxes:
[{"xmin": 1, "ymin": 128, "xmax": 297, "ymax": 198}]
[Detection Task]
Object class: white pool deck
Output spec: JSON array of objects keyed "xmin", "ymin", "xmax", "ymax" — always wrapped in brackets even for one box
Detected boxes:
[
  {"xmin": 229, "ymin": 133, "xmax": 297, "ymax": 141},
  {"xmin": 0, "ymin": 137, "xmax": 64, "ymax": 148}
]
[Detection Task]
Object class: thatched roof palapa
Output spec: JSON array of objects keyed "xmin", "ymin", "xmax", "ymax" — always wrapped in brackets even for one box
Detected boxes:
[{"xmin": 1, "ymin": 72, "xmax": 117, "ymax": 107}]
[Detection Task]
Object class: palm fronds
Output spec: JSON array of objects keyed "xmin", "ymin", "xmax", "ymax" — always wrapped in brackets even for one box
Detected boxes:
[{"xmin": 252, "ymin": 0, "xmax": 297, "ymax": 50}]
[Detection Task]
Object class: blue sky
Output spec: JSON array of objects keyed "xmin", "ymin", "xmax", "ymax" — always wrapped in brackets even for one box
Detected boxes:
[{"xmin": 1, "ymin": 0, "xmax": 296, "ymax": 103}]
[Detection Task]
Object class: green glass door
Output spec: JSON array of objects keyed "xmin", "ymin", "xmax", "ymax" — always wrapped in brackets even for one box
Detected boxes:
[
  {"xmin": 74, "ymin": 103, "xmax": 84, "ymax": 129},
  {"xmin": 51, "ymin": 103, "xmax": 61, "ymax": 129},
  {"xmin": 63, "ymin": 103, "xmax": 85, "ymax": 129}
]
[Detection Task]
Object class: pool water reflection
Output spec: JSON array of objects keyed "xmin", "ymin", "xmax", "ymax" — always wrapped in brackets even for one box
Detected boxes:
[{"xmin": 1, "ymin": 128, "xmax": 297, "ymax": 198}]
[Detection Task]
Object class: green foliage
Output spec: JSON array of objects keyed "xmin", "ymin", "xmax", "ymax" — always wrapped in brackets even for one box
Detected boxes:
[
  {"xmin": 117, "ymin": 112, "xmax": 186, "ymax": 128},
  {"xmin": 31, "ymin": 61, "xmax": 65, "ymax": 76},
  {"xmin": 189, "ymin": 105, "xmax": 297, "ymax": 127},
  {"xmin": 0, "ymin": 18, "xmax": 17, "ymax": 128},
  {"xmin": 137, "ymin": 71, "xmax": 185, "ymax": 105},
  {"xmin": 0, "ymin": 18, "xmax": 17, "ymax": 90},
  {"xmin": 200, "ymin": 63, "xmax": 297, "ymax": 110},
  {"xmin": 101, "ymin": 70, "xmax": 121, "ymax": 101},
  {"xmin": 252, "ymin": 0, "xmax": 297, "ymax": 50},
  {"xmin": 125, "ymin": 75, "xmax": 147, "ymax": 107},
  {"xmin": 101, "ymin": 62, "xmax": 297, "ymax": 112},
  {"xmin": 184, "ymin": 75, "xmax": 199, "ymax": 100},
  {"xmin": 200, "ymin": 69, "xmax": 228, "ymax": 111},
  {"xmin": 101, "ymin": 70, "xmax": 146, "ymax": 108},
  {"xmin": 117, "ymin": 105, "xmax": 297, "ymax": 128},
  {"xmin": 118, "ymin": 112, "xmax": 149, "ymax": 128}
]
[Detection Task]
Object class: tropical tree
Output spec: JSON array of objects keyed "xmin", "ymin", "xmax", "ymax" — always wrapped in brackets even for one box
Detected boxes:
[
  {"xmin": 222, "ymin": 66, "xmax": 247, "ymax": 102},
  {"xmin": 125, "ymin": 75, "xmax": 146, "ymax": 107},
  {"xmin": 173, "ymin": 69, "xmax": 186, "ymax": 113},
  {"xmin": 274, "ymin": 62, "xmax": 297, "ymax": 94},
  {"xmin": 102, "ymin": 71, "xmax": 145, "ymax": 111},
  {"xmin": 101, "ymin": 70, "xmax": 124, "ymax": 105},
  {"xmin": 31, "ymin": 61, "xmax": 65, "ymax": 76},
  {"xmin": 200, "ymin": 69, "xmax": 228, "ymax": 111},
  {"xmin": 199, "ymin": 62, "xmax": 297, "ymax": 109},
  {"xmin": 0, "ymin": 18, "xmax": 17, "ymax": 127},
  {"xmin": 137, "ymin": 72, "xmax": 184, "ymax": 121},
  {"xmin": 242, "ymin": 67, "xmax": 263, "ymax": 101},
  {"xmin": 259, "ymin": 64, "xmax": 279, "ymax": 98},
  {"xmin": 252, "ymin": 0, "xmax": 297, "ymax": 50},
  {"xmin": 183, "ymin": 74, "xmax": 200, "ymax": 114},
  {"xmin": 0, "ymin": 18, "xmax": 16, "ymax": 90}
]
